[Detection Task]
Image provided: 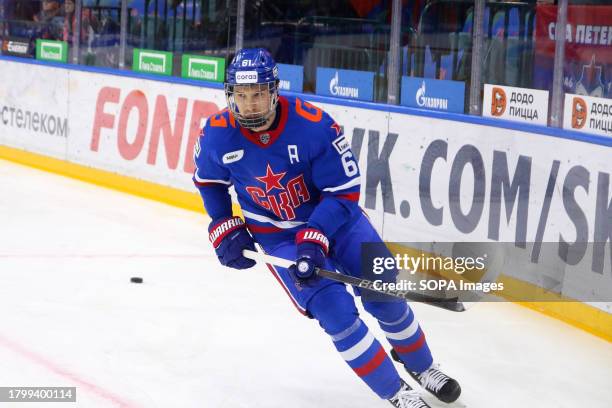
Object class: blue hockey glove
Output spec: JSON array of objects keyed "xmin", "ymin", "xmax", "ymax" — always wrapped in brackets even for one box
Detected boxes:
[
  {"xmin": 290, "ymin": 228, "xmax": 329, "ymax": 281},
  {"xmin": 209, "ymin": 216, "xmax": 256, "ymax": 270}
]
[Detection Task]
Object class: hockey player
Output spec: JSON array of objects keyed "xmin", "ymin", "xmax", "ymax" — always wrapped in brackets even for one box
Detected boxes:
[{"xmin": 193, "ymin": 48, "xmax": 461, "ymax": 407}]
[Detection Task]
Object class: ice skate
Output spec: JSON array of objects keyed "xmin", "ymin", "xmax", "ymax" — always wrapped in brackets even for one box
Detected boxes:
[
  {"xmin": 391, "ymin": 349, "xmax": 461, "ymax": 403},
  {"xmin": 388, "ymin": 379, "xmax": 431, "ymax": 408}
]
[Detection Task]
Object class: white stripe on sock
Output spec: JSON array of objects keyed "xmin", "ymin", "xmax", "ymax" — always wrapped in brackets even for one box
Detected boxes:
[
  {"xmin": 383, "ymin": 319, "xmax": 419, "ymax": 341},
  {"xmin": 339, "ymin": 330, "xmax": 375, "ymax": 362}
]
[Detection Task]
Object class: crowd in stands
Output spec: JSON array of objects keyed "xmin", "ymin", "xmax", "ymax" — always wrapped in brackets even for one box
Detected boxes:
[
  {"xmin": 1, "ymin": 1, "xmax": 609, "ymax": 102},
  {"xmin": 3, "ymin": 0, "xmax": 92, "ymax": 42},
  {"xmin": 1, "ymin": 0, "xmax": 114, "ymax": 63}
]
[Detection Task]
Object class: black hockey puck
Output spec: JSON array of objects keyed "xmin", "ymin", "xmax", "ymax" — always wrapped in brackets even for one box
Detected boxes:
[{"xmin": 130, "ymin": 277, "xmax": 143, "ymax": 284}]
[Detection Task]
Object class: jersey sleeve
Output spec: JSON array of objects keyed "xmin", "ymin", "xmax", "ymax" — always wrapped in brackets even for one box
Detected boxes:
[
  {"xmin": 193, "ymin": 124, "xmax": 231, "ymax": 187},
  {"xmin": 307, "ymin": 113, "xmax": 362, "ymax": 238},
  {"xmin": 192, "ymin": 123, "xmax": 233, "ymax": 220}
]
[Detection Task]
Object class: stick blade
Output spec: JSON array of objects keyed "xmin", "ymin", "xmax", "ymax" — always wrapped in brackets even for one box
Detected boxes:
[{"xmin": 435, "ymin": 299, "xmax": 466, "ymax": 312}]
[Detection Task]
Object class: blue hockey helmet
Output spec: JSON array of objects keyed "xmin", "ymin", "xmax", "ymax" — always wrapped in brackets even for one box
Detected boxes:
[{"xmin": 225, "ymin": 48, "xmax": 280, "ymax": 129}]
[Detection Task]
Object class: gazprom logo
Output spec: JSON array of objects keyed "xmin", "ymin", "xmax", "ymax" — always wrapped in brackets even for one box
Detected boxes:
[
  {"xmin": 329, "ymin": 71, "xmax": 359, "ymax": 98},
  {"xmin": 416, "ymin": 81, "xmax": 448, "ymax": 110}
]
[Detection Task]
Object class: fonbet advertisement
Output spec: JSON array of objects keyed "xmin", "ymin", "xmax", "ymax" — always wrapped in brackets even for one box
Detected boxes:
[{"xmin": 67, "ymin": 70, "xmax": 226, "ymax": 190}]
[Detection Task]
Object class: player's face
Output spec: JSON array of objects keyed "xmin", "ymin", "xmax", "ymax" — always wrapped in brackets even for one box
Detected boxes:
[{"xmin": 232, "ymin": 84, "xmax": 272, "ymax": 119}]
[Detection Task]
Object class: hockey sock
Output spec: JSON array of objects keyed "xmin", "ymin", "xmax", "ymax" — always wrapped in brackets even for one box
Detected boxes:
[
  {"xmin": 376, "ymin": 304, "xmax": 434, "ymax": 374},
  {"xmin": 330, "ymin": 317, "xmax": 402, "ymax": 399}
]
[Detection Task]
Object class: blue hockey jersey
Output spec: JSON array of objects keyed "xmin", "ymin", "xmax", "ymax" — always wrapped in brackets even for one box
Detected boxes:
[{"xmin": 193, "ymin": 96, "xmax": 362, "ymax": 247}]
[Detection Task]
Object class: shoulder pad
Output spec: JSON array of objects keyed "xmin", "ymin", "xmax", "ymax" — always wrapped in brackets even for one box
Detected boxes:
[
  {"xmin": 207, "ymin": 109, "xmax": 237, "ymax": 129},
  {"xmin": 294, "ymin": 97, "xmax": 323, "ymax": 123}
]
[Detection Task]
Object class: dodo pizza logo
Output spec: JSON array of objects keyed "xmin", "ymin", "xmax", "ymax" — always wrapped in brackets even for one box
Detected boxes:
[
  {"xmin": 491, "ymin": 87, "xmax": 507, "ymax": 117},
  {"xmin": 571, "ymin": 97, "xmax": 587, "ymax": 129}
]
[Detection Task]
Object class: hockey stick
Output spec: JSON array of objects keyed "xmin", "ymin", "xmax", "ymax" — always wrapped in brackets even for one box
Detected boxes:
[{"xmin": 243, "ymin": 249, "xmax": 465, "ymax": 313}]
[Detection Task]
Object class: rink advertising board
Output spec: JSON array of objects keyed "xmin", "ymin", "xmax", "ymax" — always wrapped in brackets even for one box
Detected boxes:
[
  {"xmin": 277, "ymin": 63, "xmax": 304, "ymax": 93},
  {"xmin": 0, "ymin": 61, "xmax": 69, "ymax": 159},
  {"xmin": 133, "ymin": 49, "xmax": 173, "ymax": 76},
  {"xmin": 69, "ymin": 70, "xmax": 225, "ymax": 190},
  {"xmin": 181, "ymin": 54, "xmax": 225, "ymax": 82},
  {"xmin": 400, "ymin": 77, "xmax": 465, "ymax": 113},
  {"xmin": 0, "ymin": 58, "xmax": 610, "ymax": 335},
  {"xmin": 482, "ymin": 84, "xmax": 549, "ymax": 125},
  {"xmin": 36, "ymin": 40, "xmax": 68, "ymax": 63},
  {"xmin": 563, "ymin": 93, "xmax": 612, "ymax": 137},
  {"xmin": 315, "ymin": 100, "xmax": 612, "ymax": 309},
  {"xmin": 2, "ymin": 38, "xmax": 33, "ymax": 58},
  {"xmin": 316, "ymin": 67, "xmax": 374, "ymax": 102}
]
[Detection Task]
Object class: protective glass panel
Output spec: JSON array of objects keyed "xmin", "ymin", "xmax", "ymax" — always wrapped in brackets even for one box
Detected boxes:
[
  {"xmin": 401, "ymin": 0, "xmax": 477, "ymax": 113},
  {"xmin": 241, "ymin": 0, "xmax": 392, "ymax": 103},
  {"xmin": 126, "ymin": 0, "xmax": 235, "ymax": 76}
]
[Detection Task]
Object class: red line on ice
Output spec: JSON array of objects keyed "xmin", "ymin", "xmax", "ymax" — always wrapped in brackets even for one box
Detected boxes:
[
  {"xmin": 0, "ymin": 334, "xmax": 139, "ymax": 408},
  {"xmin": 0, "ymin": 254, "xmax": 207, "ymax": 258}
]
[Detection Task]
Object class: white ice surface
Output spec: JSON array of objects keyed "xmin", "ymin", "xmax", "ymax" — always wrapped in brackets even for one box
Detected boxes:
[{"xmin": 0, "ymin": 159, "xmax": 610, "ymax": 408}]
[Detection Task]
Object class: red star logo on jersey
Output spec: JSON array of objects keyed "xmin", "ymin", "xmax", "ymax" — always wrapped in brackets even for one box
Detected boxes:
[
  {"xmin": 255, "ymin": 164, "xmax": 287, "ymax": 193},
  {"xmin": 331, "ymin": 122, "xmax": 342, "ymax": 136}
]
